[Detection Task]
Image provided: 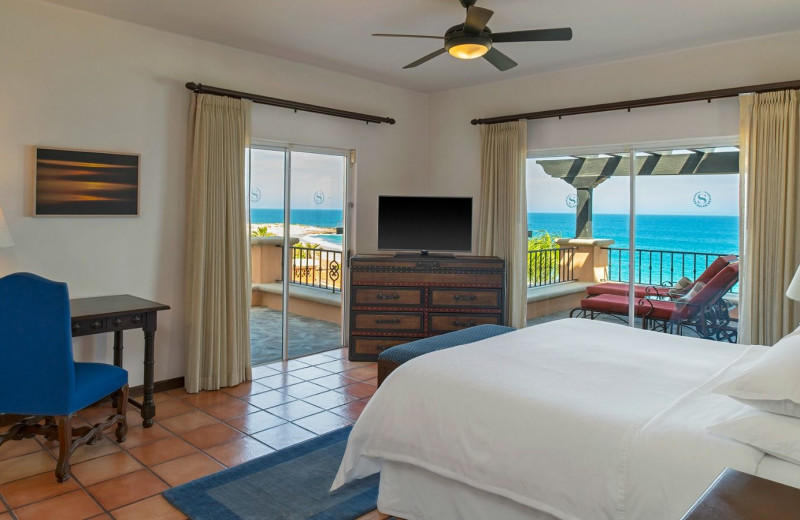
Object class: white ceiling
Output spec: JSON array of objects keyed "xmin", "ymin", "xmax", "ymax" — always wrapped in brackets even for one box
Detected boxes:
[{"xmin": 41, "ymin": 0, "xmax": 800, "ymax": 93}]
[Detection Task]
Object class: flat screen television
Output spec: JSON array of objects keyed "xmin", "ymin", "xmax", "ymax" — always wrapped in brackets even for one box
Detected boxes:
[{"xmin": 378, "ymin": 196, "xmax": 473, "ymax": 254}]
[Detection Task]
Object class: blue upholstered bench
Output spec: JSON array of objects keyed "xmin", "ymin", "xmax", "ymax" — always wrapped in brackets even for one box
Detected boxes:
[{"xmin": 376, "ymin": 324, "xmax": 516, "ymax": 385}]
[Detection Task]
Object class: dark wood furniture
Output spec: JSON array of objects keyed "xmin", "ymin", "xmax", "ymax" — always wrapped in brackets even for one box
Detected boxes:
[
  {"xmin": 70, "ymin": 295, "xmax": 170, "ymax": 428},
  {"xmin": 348, "ymin": 255, "xmax": 505, "ymax": 361},
  {"xmin": 681, "ymin": 467, "xmax": 800, "ymax": 520}
]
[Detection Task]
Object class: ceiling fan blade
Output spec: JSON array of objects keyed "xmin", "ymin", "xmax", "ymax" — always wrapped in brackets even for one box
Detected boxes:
[
  {"xmin": 372, "ymin": 33, "xmax": 445, "ymax": 39},
  {"xmin": 483, "ymin": 47, "xmax": 517, "ymax": 71},
  {"xmin": 492, "ymin": 27, "xmax": 573, "ymax": 43},
  {"xmin": 463, "ymin": 6, "xmax": 493, "ymax": 34},
  {"xmin": 403, "ymin": 48, "xmax": 447, "ymax": 69}
]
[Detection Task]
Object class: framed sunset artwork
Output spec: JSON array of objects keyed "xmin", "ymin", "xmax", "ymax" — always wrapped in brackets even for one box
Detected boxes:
[{"xmin": 34, "ymin": 147, "xmax": 140, "ymax": 216}]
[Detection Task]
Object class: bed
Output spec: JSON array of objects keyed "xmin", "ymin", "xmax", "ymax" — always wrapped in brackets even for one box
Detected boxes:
[{"xmin": 331, "ymin": 318, "xmax": 800, "ymax": 520}]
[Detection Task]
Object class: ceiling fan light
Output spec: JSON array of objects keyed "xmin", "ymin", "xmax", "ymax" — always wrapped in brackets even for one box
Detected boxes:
[{"xmin": 445, "ymin": 36, "xmax": 491, "ymax": 59}]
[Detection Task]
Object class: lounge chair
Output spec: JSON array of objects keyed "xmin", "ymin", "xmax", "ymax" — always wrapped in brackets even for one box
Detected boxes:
[
  {"xmin": 570, "ymin": 262, "xmax": 739, "ymax": 342},
  {"xmin": 585, "ymin": 254, "xmax": 738, "ymax": 299}
]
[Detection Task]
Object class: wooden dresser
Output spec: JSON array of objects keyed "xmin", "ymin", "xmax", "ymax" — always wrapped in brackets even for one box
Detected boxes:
[{"xmin": 348, "ymin": 255, "xmax": 505, "ymax": 361}]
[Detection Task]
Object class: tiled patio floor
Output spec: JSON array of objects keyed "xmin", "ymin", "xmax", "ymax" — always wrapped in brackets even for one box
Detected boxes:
[
  {"xmin": 0, "ymin": 348, "xmax": 384, "ymax": 520},
  {"xmin": 250, "ymin": 306, "xmax": 343, "ymax": 366}
]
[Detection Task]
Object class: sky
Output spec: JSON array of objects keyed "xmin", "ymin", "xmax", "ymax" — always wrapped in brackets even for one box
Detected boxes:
[
  {"xmin": 250, "ymin": 149, "xmax": 345, "ymax": 210},
  {"xmin": 526, "ymin": 159, "xmax": 739, "ymax": 216}
]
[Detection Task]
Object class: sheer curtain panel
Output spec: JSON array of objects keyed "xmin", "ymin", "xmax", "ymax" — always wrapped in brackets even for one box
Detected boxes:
[
  {"xmin": 185, "ymin": 94, "xmax": 252, "ymax": 393},
  {"xmin": 478, "ymin": 120, "xmax": 528, "ymax": 328},
  {"xmin": 739, "ymin": 90, "xmax": 800, "ymax": 345}
]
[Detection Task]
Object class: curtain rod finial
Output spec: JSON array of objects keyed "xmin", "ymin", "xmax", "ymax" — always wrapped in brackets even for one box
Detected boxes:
[{"xmin": 185, "ymin": 82, "xmax": 203, "ymax": 93}]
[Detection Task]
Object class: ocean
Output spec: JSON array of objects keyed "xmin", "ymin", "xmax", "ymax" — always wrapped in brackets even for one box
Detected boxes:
[{"xmin": 251, "ymin": 208, "xmax": 343, "ymax": 228}]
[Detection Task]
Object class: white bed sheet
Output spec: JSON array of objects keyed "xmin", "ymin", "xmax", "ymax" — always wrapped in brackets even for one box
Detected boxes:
[{"xmin": 333, "ymin": 319, "xmax": 769, "ymax": 520}]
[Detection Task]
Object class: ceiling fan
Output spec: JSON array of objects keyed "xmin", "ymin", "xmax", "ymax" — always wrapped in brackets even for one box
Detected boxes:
[{"xmin": 373, "ymin": 0, "xmax": 572, "ymax": 71}]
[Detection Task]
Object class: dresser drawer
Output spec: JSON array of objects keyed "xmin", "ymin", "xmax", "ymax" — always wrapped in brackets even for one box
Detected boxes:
[
  {"xmin": 353, "ymin": 312, "xmax": 423, "ymax": 332},
  {"xmin": 353, "ymin": 287, "xmax": 423, "ymax": 306},
  {"xmin": 429, "ymin": 288, "xmax": 501, "ymax": 308},
  {"xmin": 429, "ymin": 313, "xmax": 502, "ymax": 332},
  {"xmin": 352, "ymin": 337, "xmax": 411, "ymax": 356},
  {"xmin": 71, "ymin": 318, "xmax": 107, "ymax": 337}
]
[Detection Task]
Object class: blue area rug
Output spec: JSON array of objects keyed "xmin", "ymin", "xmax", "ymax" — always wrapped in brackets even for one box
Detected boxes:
[{"xmin": 163, "ymin": 426, "xmax": 378, "ymax": 520}]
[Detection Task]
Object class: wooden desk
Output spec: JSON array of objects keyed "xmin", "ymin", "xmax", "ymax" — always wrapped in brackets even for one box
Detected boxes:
[
  {"xmin": 70, "ymin": 295, "xmax": 170, "ymax": 428},
  {"xmin": 682, "ymin": 467, "xmax": 800, "ymax": 519}
]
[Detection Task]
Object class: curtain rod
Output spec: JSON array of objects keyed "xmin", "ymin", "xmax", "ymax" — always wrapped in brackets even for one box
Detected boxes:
[
  {"xmin": 185, "ymin": 82, "xmax": 396, "ymax": 125},
  {"xmin": 470, "ymin": 79, "xmax": 800, "ymax": 125}
]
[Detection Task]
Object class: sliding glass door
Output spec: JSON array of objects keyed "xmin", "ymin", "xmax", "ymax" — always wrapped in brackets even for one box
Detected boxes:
[{"xmin": 249, "ymin": 145, "xmax": 350, "ymax": 363}]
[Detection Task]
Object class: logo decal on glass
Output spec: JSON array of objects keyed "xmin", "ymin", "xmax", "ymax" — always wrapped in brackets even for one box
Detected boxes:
[
  {"xmin": 313, "ymin": 191, "xmax": 325, "ymax": 205},
  {"xmin": 566, "ymin": 194, "xmax": 578, "ymax": 209},
  {"xmin": 250, "ymin": 187, "xmax": 262, "ymax": 203},
  {"xmin": 693, "ymin": 191, "xmax": 711, "ymax": 208}
]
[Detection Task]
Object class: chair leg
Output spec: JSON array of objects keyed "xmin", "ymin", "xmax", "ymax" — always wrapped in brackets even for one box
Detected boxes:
[
  {"xmin": 115, "ymin": 384, "xmax": 129, "ymax": 442},
  {"xmin": 55, "ymin": 414, "xmax": 74, "ymax": 482}
]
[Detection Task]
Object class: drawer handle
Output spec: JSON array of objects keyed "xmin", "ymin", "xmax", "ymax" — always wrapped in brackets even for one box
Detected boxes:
[
  {"xmin": 90, "ymin": 320, "xmax": 103, "ymax": 330},
  {"xmin": 453, "ymin": 294, "xmax": 477, "ymax": 302},
  {"xmin": 376, "ymin": 318, "xmax": 400, "ymax": 325},
  {"xmin": 376, "ymin": 292, "xmax": 400, "ymax": 300},
  {"xmin": 131, "ymin": 315, "xmax": 142, "ymax": 324},
  {"xmin": 112, "ymin": 318, "xmax": 123, "ymax": 326},
  {"xmin": 72, "ymin": 323, "xmax": 81, "ymax": 331},
  {"xmin": 453, "ymin": 319, "xmax": 477, "ymax": 327}
]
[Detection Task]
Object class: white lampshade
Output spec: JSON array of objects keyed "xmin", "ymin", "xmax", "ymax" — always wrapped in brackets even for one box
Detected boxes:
[
  {"xmin": 788, "ymin": 264, "xmax": 800, "ymax": 302},
  {"xmin": 0, "ymin": 204, "xmax": 13, "ymax": 248}
]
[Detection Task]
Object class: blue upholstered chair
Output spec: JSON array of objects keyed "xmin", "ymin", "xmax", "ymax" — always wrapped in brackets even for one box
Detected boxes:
[{"xmin": 0, "ymin": 273, "xmax": 129, "ymax": 482}]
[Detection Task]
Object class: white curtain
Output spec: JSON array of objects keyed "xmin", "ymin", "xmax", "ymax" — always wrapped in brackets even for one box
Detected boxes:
[
  {"xmin": 185, "ymin": 93, "xmax": 252, "ymax": 392},
  {"xmin": 478, "ymin": 120, "xmax": 528, "ymax": 329},
  {"xmin": 739, "ymin": 90, "xmax": 800, "ymax": 345}
]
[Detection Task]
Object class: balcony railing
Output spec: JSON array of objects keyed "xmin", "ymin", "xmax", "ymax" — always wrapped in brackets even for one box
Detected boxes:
[
  {"xmin": 282, "ymin": 246, "xmax": 342, "ymax": 293},
  {"xmin": 604, "ymin": 248, "xmax": 739, "ymax": 293},
  {"xmin": 528, "ymin": 247, "xmax": 576, "ymax": 288}
]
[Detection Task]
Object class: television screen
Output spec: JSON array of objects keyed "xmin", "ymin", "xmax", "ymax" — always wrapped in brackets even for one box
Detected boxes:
[{"xmin": 378, "ymin": 196, "xmax": 473, "ymax": 253}]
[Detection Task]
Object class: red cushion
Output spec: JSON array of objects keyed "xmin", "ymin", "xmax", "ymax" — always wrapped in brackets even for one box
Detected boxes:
[
  {"xmin": 580, "ymin": 294, "xmax": 678, "ymax": 321},
  {"xmin": 586, "ymin": 282, "xmax": 668, "ymax": 298}
]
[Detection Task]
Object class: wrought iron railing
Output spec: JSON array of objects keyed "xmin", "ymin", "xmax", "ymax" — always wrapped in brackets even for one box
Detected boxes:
[
  {"xmin": 527, "ymin": 247, "xmax": 576, "ymax": 288},
  {"xmin": 282, "ymin": 246, "xmax": 342, "ymax": 293},
  {"xmin": 604, "ymin": 248, "xmax": 739, "ymax": 293}
]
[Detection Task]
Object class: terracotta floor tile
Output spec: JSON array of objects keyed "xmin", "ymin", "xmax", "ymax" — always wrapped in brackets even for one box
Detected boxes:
[
  {"xmin": 315, "ymin": 359, "xmax": 364, "ymax": 373},
  {"xmin": 324, "ymin": 347, "xmax": 349, "ymax": 360},
  {"xmin": 203, "ymin": 399, "xmax": 260, "ymax": 421},
  {"xmin": 164, "ymin": 387, "xmax": 191, "ymax": 399},
  {"xmin": 287, "ymin": 366, "xmax": 333, "ymax": 380},
  {"xmin": 219, "ymin": 380, "xmax": 270, "ymax": 398},
  {"xmin": 310, "ymin": 373, "xmax": 360, "ymax": 390},
  {"xmin": 250, "ymin": 365, "xmax": 280, "ymax": 379},
  {"xmin": 111, "ymin": 494, "xmax": 186, "ymax": 520},
  {"xmin": 0, "ymin": 514, "xmax": 11, "ymax": 520},
  {"xmin": 181, "ymin": 423, "xmax": 244, "ymax": 450},
  {"xmin": 205, "ymin": 437, "xmax": 274, "ymax": 467},
  {"xmin": 13, "ymin": 489, "xmax": 102, "ymax": 520},
  {"xmin": 342, "ymin": 364, "xmax": 379, "ymax": 381},
  {"xmin": 302, "ymin": 389, "xmax": 359, "ymax": 410},
  {"xmin": 338, "ymin": 382, "xmax": 377, "ymax": 399},
  {"xmin": 244, "ymin": 389, "xmax": 296, "ymax": 409},
  {"xmin": 128, "ymin": 436, "xmax": 197, "ymax": 467},
  {"xmin": 47, "ymin": 436, "xmax": 121, "ymax": 465},
  {"xmin": 252, "ymin": 423, "xmax": 316, "ymax": 450},
  {"xmin": 157, "ymin": 411, "xmax": 219, "ymax": 435},
  {"xmin": 0, "ymin": 451, "xmax": 55, "ymax": 485},
  {"xmin": 150, "ymin": 452, "xmax": 223, "ymax": 487},
  {"xmin": 153, "ymin": 392, "xmax": 176, "ymax": 404},
  {"xmin": 296, "ymin": 352, "xmax": 339, "ymax": 365},
  {"xmin": 329, "ymin": 400, "xmax": 368, "ymax": 421},
  {"xmin": 225, "ymin": 411, "xmax": 287, "ymax": 435},
  {"xmin": 88, "ymin": 514, "xmax": 113, "ymax": 519},
  {"xmin": 87, "ymin": 469, "xmax": 168, "ymax": 510},
  {"xmin": 267, "ymin": 400, "xmax": 323, "ymax": 422},
  {"xmin": 255, "ymin": 373, "xmax": 303, "ymax": 389},
  {"xmin": 294, "ymin": 411, "xmax": 354, "ymax": 435},
  {"xmin": 124, "ymin": 409, "xmax": 145, "ymax": 429},
  {"xmin": 283, "ymin": 381, "xmax": 328, "ymax": 399},
  {"xmin": 180, "ymin": 390, "xmax": 241, "ymax": 409},
  {"xmin": 364, "ymin": 377, "xmax": 379, "ymax": 386},
  {"xmin": 0, "ymin": 471, "xmax": 80, "ymax": 509},
  {"xmin": 149, "ymin": 399, "xmax": 194, "ymax": 420},
  {"xmin": 70, "ymin": 451, "xmax": 143, "ymax": 486},
  {"xmin": 0, "ymin": 437, "xmax": 43, "ymax": 462},
  {"xmin": 264, "ymin": 359, "xmax": 309, "ymax": 372},
  {"xmin": 121, "ymin": 423, "xmax": 174, "ymax": 449}
]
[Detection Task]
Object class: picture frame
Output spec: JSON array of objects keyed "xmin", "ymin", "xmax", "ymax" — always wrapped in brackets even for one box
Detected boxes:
[{"xmin": 34, "ymin": 147, "xmax": 140, "ymax": 217}]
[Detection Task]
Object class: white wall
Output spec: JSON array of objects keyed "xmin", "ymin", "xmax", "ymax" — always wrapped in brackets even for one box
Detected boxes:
[
  {"xmin": 427, "ymin": 31, "xmax": 800, "ymax": 201},
  {"xmin": 0, "ymin": 0, "xmax": 429, "ymax": 387}
]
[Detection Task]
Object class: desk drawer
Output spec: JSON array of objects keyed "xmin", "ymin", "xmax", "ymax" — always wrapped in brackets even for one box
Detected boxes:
[
  {"xmin": 429, "ymin": 313, "xmax": 502, "ymax": 332},
  {"xmin": 71, "ymin": 318, "xmax": 107, "ymax": 337},
  {"xmin": 429, "ymin": 288, "xmax": 501, "ymax": 308},
  {"xmin": 352, "ymin": 337, "xmax": 411, "ymax": 356},
  {"xmin": 353, "ymin": 287, "xmax": 423, "ymax": 306},
  {"xmin": 353, "ymin": 312, "xmax": 423, "ymax": 332}
]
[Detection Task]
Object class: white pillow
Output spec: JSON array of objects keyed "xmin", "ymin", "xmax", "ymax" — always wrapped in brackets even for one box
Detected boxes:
[
  {"xmin": 712, "ymin": 333, "xmax": 800, "ymax": 418},
  {"xmin": 709, "ymin": 410, "xmax": 800, "ymax": 465},
  {"xmin": 674, "ymin": 281, "xmax": 705, "ymax": 310}
]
